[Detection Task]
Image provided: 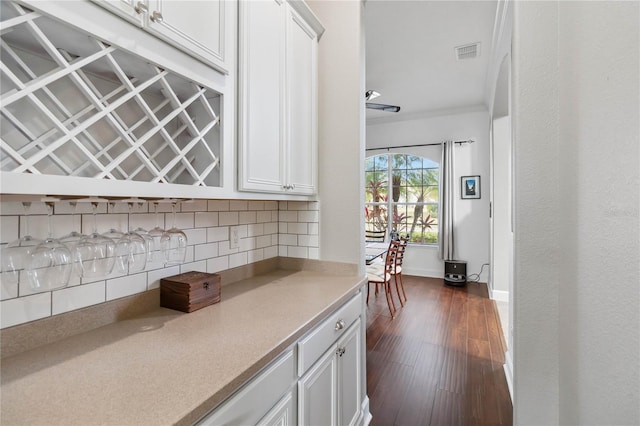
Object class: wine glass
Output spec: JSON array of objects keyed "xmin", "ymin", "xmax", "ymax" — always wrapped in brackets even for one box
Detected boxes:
[
  {"xmin": 147, "ymin": 201, "xmax": 168, "ymax": 263},
  {"xmin": 115, "ymin": 202, "xmax": 147, "ymax": 273},
  {"xmin": 59, "ymin": 201, "xmax": 85, "ymax": 278},
  {"xmin": 75, "ymin": 201, "xmax": 115, "ymax": 280},
  {"xmin": 27, "ymin": 201, "xmax": 72, "ymax": 292},
  {"xmin": 1, "ymin": 202, "xmax": 43, "ymax": 287},
  {"xmin": 160, "ymin": 201, "xmax": 187, "ymax": 265},
  {"xmin": 102, "ymin": 202, "xmax": 127, "ymax": 273},
  {"xmin": 130, "ymin": 201, "xmax": 154, "ymax": 263}
]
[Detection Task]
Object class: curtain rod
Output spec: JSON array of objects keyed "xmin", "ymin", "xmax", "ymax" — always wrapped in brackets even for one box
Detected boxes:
[{"xmin": 365, "ymin": 139, "xmax": 474, "ymax": 152}]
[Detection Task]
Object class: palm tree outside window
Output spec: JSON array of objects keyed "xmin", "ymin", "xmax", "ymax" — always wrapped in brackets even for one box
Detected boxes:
[{"xmin": 365, "ymin": 153, "xmax": 439, "ymax": 244}]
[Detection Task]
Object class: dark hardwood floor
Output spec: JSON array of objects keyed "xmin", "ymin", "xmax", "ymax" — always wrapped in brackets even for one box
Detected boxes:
[{"xmin": 366, "ymin": 275, "xmax": 512, "ymax": 426}]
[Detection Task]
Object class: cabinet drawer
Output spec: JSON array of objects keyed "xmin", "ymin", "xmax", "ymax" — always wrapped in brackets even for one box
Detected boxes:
[
  {"xmin": 197, "ymin": 349, "xmax": 295, "ymax": 425},
  {"xmin": 297, "ymin": 293, "xmax": 361, "ymax": 376}
]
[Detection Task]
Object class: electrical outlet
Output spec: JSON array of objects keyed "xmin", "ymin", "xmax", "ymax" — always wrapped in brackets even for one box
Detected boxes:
[{"xmin": 230, "ymin": 226, "xmax": 240, "ymax": 249}]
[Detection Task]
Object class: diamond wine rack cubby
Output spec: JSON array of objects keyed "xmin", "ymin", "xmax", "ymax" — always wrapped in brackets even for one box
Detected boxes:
[{"xmin": 0, "ymin": 1, "xmax": 222, "ymax": 196}]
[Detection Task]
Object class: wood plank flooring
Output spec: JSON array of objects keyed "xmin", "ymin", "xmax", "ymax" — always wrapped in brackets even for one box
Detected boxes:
[{"xmin": 366, "ymin": 275, "xmax": 512, "ymax": 426}]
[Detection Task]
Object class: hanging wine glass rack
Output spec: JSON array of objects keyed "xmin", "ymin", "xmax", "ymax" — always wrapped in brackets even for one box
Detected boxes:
[{"xmin": 0, "ymin": 1, "xmax": 222, "ymax": 191}]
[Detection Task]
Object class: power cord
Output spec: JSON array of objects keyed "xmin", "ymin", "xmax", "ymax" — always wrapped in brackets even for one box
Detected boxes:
[{"xmin": 467, "ymin": 263, "xmax": 490, "ymax": 283}]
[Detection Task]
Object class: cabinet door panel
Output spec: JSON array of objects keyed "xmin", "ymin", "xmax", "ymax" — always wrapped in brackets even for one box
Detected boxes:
[
  {"xmin": 238, "ymin": 0, "xmax": 285, "ymax": 192},
  {"xmin": 147, "ymin": 0, "xmax": 227, "ymax": 73},
  {"xmin": 338, "ymin": 318, "xmax": 362, "ymax": 426},
  {"xmin": 257, "ymin": 390, "xmax": 296, "ymax": 426},
  {"xmin": 286, "ymin": 7, "xmax": 317, "ymax": 195},
  {"xmin": 91, "ymin": 0, "xmax": 145, "ymax": 27},
  {"xmin": 298, "ymin": 346, "xmax": 337, "ymax": 426}
]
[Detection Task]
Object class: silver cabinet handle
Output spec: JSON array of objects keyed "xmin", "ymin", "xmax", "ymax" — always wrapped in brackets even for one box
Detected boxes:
[
  {"xmin": 335, "ymin": 319, "xmax": 345, "ymax": 330},
  {"xmin": 336, "ymin": 347, "xmax": 346, "ymax": 357},
  {"xmin": 134, "ymin": 1, "xmax": 148, "ymax": 14},
  {"xmin": 150, "ymin": 11, "xmax": 164, "ymax": 23}
]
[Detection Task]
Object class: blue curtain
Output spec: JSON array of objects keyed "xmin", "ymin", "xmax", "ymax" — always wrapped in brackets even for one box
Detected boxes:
[{"xmin": 438, "ymin": 141, "xmax": 455, "ymax": 260}]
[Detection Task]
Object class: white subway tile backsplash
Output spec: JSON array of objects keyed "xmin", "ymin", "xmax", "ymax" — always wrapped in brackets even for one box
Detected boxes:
[
  {"xmin": 180, "ymin": 261, "xmax": 207, "ymax": 274},
  {"xmin": 147, "ymin": 266, "xmax": 181, "ymax": 290},
  {"xmin": 1, "ymin": 292, "xmax": 51, "ymax": 329},
  {"xmin": 287, "ymin": 223, "xmax": 308, "ymax": 235},
  {"xmin": 184, "ymin": 228, "xmax": 207, "ymax": 246},
  {"xmin": 1, "ymin": 216, "xmax": 19, "ymax": 243},
  {"xmin": 207, "ymin": 256, "xmax": 229, "ymax": 273},
  {"xmin": 52, "ymin": 281, "xmax": 105, "ymax": 315},
  {"xmin": 106, "ymin": 272, "xmax": 147, "ymax": 301},
  {"xmin": 288, "ymin": 246, "xmax": 308, "ymax": 259},
  {"xmin": 247, "ymin": 223, "xmax": 264, "ymax": 237},
  {"xmin": 219, "ymin": 212, "xmax": 239, "ymax": 226},
  {"xmin": 248, "ymin": 249, "xmax": 264, "ymax": 263},
  {"xmin": 180, "ymin": 199, "xmax": 208, "ymax": 212},
  {"xmin": 257, "ymin": 211, "xmax": 272, "ymax": 223},
  {"xmin": 279, "ymin": 211, "xmax": 297, "ymax": 223},
  {"xmin": 195, "ymin": 212, "xmax": 219, "ymax": 228},
  {"xmin": 195, "ymin": 243, "xmax": 219, "ymax": 261},
  {"xmin": 229, "ymin": 200, "xmax": 248, "ymax": 211},
  {"xmin": 239, "ymin": 211, "xmax": 257, "ymax": 225},
  {"xmin": 0, "ymin": 196, "xmax": 319, "ymax": 327},
  {"xmin": 1, "ymin": 274, "xmax": 18, "ymax": 300},
  {"xmin": 229, "ymin": 252, "xmax": 248, "ymax": 269},
  {"xmin": 279, "ymin": 234, "xmax": 297, "ymax": 246},
  {"xmin": 208, "ymin": 200, "xmax": 229, "ymax": 211},
  {"xmin": 207, "ymin": 227, "xmax": 229, "ymax": 243}
]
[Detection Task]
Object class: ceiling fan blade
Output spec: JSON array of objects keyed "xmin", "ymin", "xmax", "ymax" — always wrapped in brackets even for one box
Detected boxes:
[{"xmin": 366, "ymin": 102, "xmax": 401, "ymax": 113}]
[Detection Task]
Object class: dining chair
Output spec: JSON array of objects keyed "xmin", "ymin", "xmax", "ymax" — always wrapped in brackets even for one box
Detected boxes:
[
  {"xmin": 365, "ymin": 229, "xmax": 386, "ymax": 242},
  {"xmin": 390, "ymin": 236, "xmax": 409, "ymax": 306},
  {"xmin": 366, "ymin": 239, "xmax": 400, "ymax": 318}
]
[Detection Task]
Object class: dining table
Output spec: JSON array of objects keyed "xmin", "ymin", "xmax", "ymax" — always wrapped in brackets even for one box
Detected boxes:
[{"xmin": 365, "ymin": 241, "xmax": 389, "ymax": 265}]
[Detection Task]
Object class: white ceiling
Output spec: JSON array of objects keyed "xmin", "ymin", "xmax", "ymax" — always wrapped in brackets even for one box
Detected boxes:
[{"xmin": 365, "ymin": 0, "xmax": 497, "ymax": 122}]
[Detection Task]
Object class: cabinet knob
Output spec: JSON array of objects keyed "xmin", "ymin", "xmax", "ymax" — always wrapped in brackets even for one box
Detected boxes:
[
  {"xmin": 134, "ymin": 2, "xmax": 148, "ymax": 14},
  {"xmin": 336, "ymin": 347, "xmax": 346, "ymax": 357},
  {"xmin": 150, "ymin": 11, "xmax": 164, "ymax": 23},
  {"xmin": 335, "ymin": 319, "xmax": 345, "ymax": 330}
]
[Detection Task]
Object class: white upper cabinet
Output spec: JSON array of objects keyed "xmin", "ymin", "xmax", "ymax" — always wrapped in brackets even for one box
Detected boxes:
[
  {"xmin": 238, "ymin": 0, "xmax": 323, "ymax": 196},
  {"xmin": 92, "ymin": 0, "xmax": 229, "ymax": 74}
]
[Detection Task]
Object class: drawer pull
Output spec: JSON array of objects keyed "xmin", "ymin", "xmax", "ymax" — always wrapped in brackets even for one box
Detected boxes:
[
  {"xmin": 134, "ymin": 2, "xmax": 148, "ymax": 14},
  {"xmin": 336, "ymin": 347, "xmax": 346, "ymax": 357},
  {"xmin": 151, "ymin": 11, "xmax": 164, "ymax": 23},
  {"xmin": 335, "ymin": 319, "xmax": 345, "ymax": 330}
]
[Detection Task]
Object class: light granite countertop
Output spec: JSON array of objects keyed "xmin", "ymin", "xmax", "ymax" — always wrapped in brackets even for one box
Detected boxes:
[{"xmin": 1, "ymin": 268, "xmax": 366, "ymax": 425}]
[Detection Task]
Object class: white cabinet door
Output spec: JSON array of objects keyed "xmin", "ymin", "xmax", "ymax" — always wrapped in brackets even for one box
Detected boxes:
[
  {"xmin": 238, "ymin": 0, "xmax": 286, "ymax": 193},
  {"xmin": 146, "ymin": 0, "xmax": 228, "ymax": 73},
  {"xmin": 257, "ymin": 390, "xmax": 296, "ymax": 426},
  {"xmin": 285, "ymin": 6, "xmax": 317, "ymax": 195},
  {"xmin": 91, "ymin": 0, "xmax": 146, "ymax": 27},
  {"xmin": 298, "ymin": 345, "xmax": 338, "ymax": 426},
  {"xmin": 238, "ymin": 0, "xmax": 319, "ymax": 196},
  {"xmin": 337, "ymin": 318, "xmax": 362, "ymax": 426}
]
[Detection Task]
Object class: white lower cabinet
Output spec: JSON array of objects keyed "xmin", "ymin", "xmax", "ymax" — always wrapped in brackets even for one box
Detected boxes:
[
  {"xmin": 197, "ymin": 292, "xmax": 365, "ymax": 426},
  {"xmin": 298, "ymin": 318, "xmax": 362, "ymax": 426}
]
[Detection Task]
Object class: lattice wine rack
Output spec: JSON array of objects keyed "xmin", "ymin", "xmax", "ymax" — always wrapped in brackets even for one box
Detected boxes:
[{"xmin": 0, "ymin": 1, "xmax": 222, "ymax": 189}]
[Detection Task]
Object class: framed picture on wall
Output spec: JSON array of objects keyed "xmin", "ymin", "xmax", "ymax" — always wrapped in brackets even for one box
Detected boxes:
[{"xmin": 461, "ymin": 175, "xmax": 481, "ymax": 199}]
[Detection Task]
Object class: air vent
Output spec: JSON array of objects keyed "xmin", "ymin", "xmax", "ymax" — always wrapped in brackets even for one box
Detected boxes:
[{"xmin": 456, "ymin": 42, "xmax": 480, "ymax": 60}]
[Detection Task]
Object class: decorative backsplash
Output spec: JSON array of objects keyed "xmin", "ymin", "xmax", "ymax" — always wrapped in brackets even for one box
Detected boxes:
[{"xmin": 0, "ymin": 199, "xmax": 319, "ymax": 329}]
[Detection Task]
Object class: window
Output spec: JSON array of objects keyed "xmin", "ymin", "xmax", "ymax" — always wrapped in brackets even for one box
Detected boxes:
[{"xmin": 365, "ymin": 153, "xmax": 439, "ymax": 244}]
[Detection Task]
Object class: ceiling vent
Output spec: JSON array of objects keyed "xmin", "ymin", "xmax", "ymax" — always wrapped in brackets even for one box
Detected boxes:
[{"xmin": 455, "ymin": 42, "xmax": 480, "ymax": 60}]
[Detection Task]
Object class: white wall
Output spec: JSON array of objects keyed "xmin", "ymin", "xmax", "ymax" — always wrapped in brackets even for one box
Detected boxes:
[
  {"xmin": 491, "ymin": 115, "xmax": 511, "ymax": 298},
  {"xmin": 309, "ymin": 0, "xmax": 365, "ymax": 269},
  {"xmin": 366, "ymin": 110, "xmax": 490, "ymax": 282},
  {"xmin": 513, "ymin": 2, "xmax": 639, "ymax": 425}
]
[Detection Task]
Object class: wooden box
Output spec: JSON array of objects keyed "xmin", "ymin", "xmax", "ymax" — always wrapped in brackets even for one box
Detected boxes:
[{"xmin": 160, "ymin": 271, "xmax": 221, "ymax": 313}]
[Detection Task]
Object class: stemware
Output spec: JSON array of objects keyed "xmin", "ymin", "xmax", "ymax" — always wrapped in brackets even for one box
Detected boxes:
[
  {"xmin": 147, "ymin": 201, "xmax": 168, "ymax": 263},
  {"xmin": 27, "ymin": 201, "xmax": 72, "ymax": 292},
  {"xmin": 114, "ymin": 202, "xmax": 147, "ymax": 273},
  {"xmin": 0, "ymin": 202, "xmax": 43, "ymax": 287},
  {"xmin": 160, "ymin": 201, "xmax": 187, "ymax": 265},
  {"xmin": 59, "ymin": 201, "xmax": 85, "ymax": 278},
  {"xmin": 131, "ymin": 201, "xmax": 155, "ymax": 263},
  {"xmin": 75, "ymin": 201, "xmax": 115, "ymax": 280}
]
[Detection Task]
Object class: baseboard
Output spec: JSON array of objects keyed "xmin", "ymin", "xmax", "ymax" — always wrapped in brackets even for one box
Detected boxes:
[
  {"xmin": 504, "ymin": 349, "xmax": 514, "ymax": 401},
  {"xmin": 401, "ymin": 267, "xmax": 444, "ymax": 278},
  {"xmin": 490, "ymin": 288, "xmax": 509, "ymax": 302},
  {"xmin": 360, "ymin": 396, "xmax": 372, "ymax": 426}
]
